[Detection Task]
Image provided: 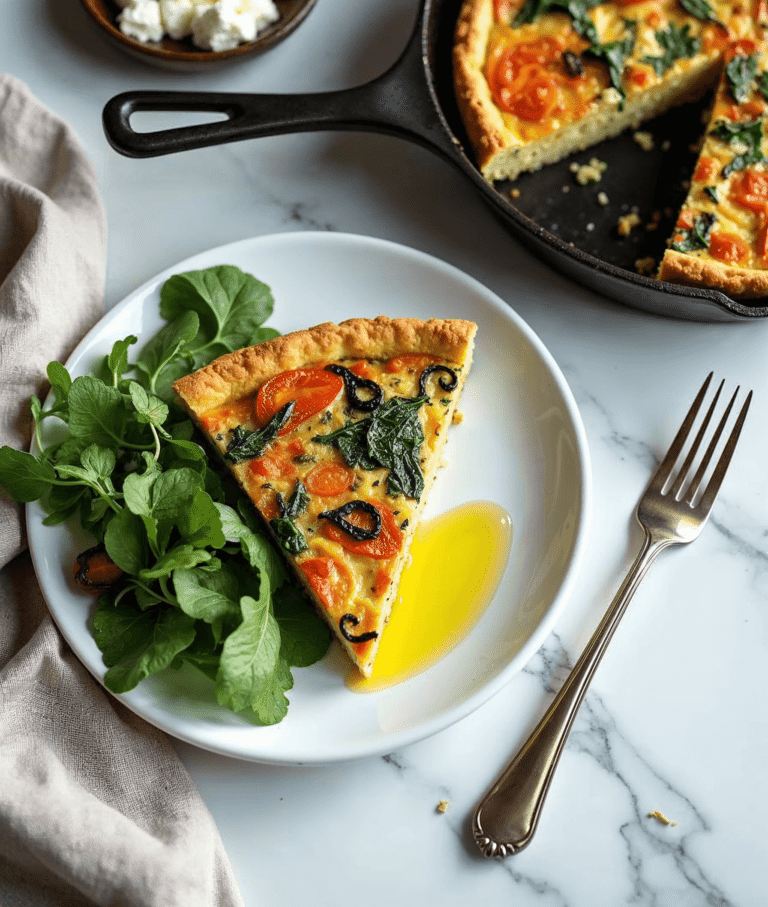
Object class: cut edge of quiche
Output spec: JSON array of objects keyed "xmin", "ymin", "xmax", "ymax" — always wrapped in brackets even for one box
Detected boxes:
[
  {"xmin": 173, "ymin": 316, "xmax": 478, "ymax": 677},
  {"xmin": 453, "ymin": 0, "xmax": 727, "ymax": 183},
  {"xmin": 658, "ymin": 36, "xmax": 768, "ymax": 298}
]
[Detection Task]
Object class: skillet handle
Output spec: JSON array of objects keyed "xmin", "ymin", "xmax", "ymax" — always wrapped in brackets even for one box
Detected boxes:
[
  {"xmin": 102, "ymin": 2, "xmax": 462, "ymax": 162},
  {"xmin": 103, "ymin": 84, "xmax": 387, "ymax": 158}
]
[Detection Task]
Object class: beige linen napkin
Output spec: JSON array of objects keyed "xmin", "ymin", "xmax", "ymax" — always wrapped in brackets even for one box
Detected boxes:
[{"xmin": 0, "ymin": 75, "xmax": 243, "ymax": 907}]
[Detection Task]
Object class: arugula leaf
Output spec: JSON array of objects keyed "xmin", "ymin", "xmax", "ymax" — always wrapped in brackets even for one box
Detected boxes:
[
  {"xmin": 159, "ymin": 265, "xmax": 279, "ymax": 367},
  {"xmin": 215, "ymin": 582, "xmax": 290, "ymax": 725},
  {"xmin": 224, "ymin": 402, "xmax": 294, "ymax": 463},
  {"xmin": 704, "ymin": 186, "xmax": 718, "ymax": 203},
  {"xmin": 217, "ymin": 502, "xmax": 288, "ymax": 589},
  {"xmin": 131, "ymin": 311, "xmax": 199, "ymax": 400},
  {"xmin": 710, "ymin": 119, "xmax": 766, "ymax": 175},
  {"xmin": 641, "ymin": 23, "xmax": 700, "ymax": 77},
  {"xmin": 671, "ymin": 212, "xmax": 716, "ymax": 252},
  {"xmin": 726, "ymin": 53, "xmax": 758, "ymax": 103},
  {"xmin": 104, "ymin": 508, "xmax": 149, "ymax": 575},
  {"xmin": 273, "ymin": 583, "xmax": 331, "ymax": 668},
  {"xmin": 91, "ymin": 597, "xmax": 196, "ymax": 694},
  {"xmin": 102, "ymin": 335, "xmax": 138, "ymax": 389},
  {"xmin": 173, "ymin": 563, "xmax": 241, "ymax": 635},
  {"xmin": 313, "ymin": 396, "xmax": 429, "ymax": 498},
  {"xmin": 0, "ymin": 446, "xmax": 58, "ymax": 502}
]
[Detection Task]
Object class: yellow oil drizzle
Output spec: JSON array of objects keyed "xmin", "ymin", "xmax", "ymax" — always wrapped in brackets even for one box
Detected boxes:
[{"xmin": 346, "ymin": 501, "xmax": 513, "ymax": 693}]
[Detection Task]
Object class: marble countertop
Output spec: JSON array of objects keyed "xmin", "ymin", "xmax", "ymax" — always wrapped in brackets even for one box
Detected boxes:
[{"xmin": 5, "ymin": 1, "xmax": 768, "ymax": 904}]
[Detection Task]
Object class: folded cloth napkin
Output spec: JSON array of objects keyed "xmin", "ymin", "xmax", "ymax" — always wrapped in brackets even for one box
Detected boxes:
[{"xmin": 0, "ymin": 74, "xmax": 243, "ymax": 907}]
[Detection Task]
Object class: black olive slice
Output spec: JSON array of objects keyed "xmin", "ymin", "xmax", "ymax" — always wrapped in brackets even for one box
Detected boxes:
[
  {"xmin": 339, "ymin": 614, "xmax": 379, "ymax": 644},
  {"xmin": 325, "ymin": 364, "xmax": 383, "ymax": 412},
  {"xmin": 418, "ymin": 364, "xmax": 458, "ymax": 398},
  {"xmin": 318, "ymin": 500, "xmax": 382, "ymax": 540},
  {"xmin": 563, "ymin": 51, "xmax": 584, "ymax": 78}
]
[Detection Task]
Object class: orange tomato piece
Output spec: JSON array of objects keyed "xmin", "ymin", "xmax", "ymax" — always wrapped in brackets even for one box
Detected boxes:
[
  {"xmin": 727, "ymin": 38, "xmax": 758, "ymax": 60},
  {"xmin": 304, "ymin": 462, "xmax": 355, "ymax": 497},
  {"xmin": 299, "ymin": 556, "xmax": 353, "ymax": 610},
  {"xmin": 730, "ymin": 169, "xmax": 768, "ymax": 214},
  {"xmin": 487, "ymin": 38, "xmax": 566, "ymax": 118},
  {"xmin": 708, "ymin": 232, "xmax": 750, "ymax": 265},
  {"xmin": 373, "ymin": 566, "xmax": 393, "ymax": 598},
  {"xmin": 676, "ymin": 209, "xmax": 696, "ymax": 230},
  {"xmin": 693, "ymin": 157, "xmax": 718, "ymax": 183},
  {"xmin": 198, "ymin": 398, "xmax": 255, "ymax": 433},
  {"xmin": 255, "ymin": 368, "xmax": 343, "ymax": 435},
  {"xmin": 494, "ymin": 0, "xmax": 516, "ymax": 21},
  {"xmin": 627, "ymin": 65, "xmax": 651, "ymax": 88},
  {"xmin": 384, "ymin": 354, "xmax": 438, "ymax": 374},
  {"xmin": 322, "ymin": 501, "xmax": 403, "ymax": 560},
  {"xmin": 757, "ymin": 219, "xmax": 768, "ymax": 262},
  {"xmin": 246, "ymin": 453, "xmax": 295, "ymax": 480}
]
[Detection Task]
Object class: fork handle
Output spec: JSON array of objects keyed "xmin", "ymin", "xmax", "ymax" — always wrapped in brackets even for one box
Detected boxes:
[{"xmin": 473, "ymin": 530, "xmax": 670, "ymax": 857}]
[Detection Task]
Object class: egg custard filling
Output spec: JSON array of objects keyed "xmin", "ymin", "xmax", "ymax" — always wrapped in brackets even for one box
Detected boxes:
[{"xmin": 173, "ymin": 317, "xmax": 477, "ymax": 677}]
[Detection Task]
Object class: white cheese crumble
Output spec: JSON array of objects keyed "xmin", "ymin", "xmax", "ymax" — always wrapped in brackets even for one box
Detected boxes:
[
  {"xmin": 570, "ymin": 157, "xmax": 607, "ymax": 185},
  {"xmin": 116, "ymin": 0, "xmax": 279, "ymax": 50}
]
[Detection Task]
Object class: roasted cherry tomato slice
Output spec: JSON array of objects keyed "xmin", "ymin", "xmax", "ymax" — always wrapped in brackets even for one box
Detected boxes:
[
  {"xmin": 255, "ymin": 368, "xmax": 343, "ymax": 435},
  {"xmin": 509, "ymin": 72, "xmax": 560, "ymax": 121},
  {"xmin": 305, "ymin": 463, "xmax": 355, "ymax": 497},
  {"xmin": 708, "ymin": 231, "xmax": 750, "ymax": 265},
  {"xmin": 322, "ymin": 500, "xmax": 403, "ymax": 560},
  {"xmin": 730, "ymin": 169, "xmax": 768, "ymax": 214},
  {"xmin": 299, "ymin": 556, "xmax": 354, "ymax": 610}
]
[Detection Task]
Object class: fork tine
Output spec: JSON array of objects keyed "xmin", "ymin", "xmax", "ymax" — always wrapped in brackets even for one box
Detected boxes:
[
  {"xmin": 649, "ymin": 372, "xmax": 713, "ymax": 491},
  {"xmin": 683, "ymin": 386, "xmax": 737, "ymax": 504},
  {"xmin": 695, "ymin": 389, "xmax": 752, "ymax": 515},
  {"xmin": 669, "ymin": 378, "xmax": 724, "ymax": 499}
]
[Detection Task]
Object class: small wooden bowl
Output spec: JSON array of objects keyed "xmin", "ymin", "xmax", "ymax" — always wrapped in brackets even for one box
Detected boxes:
[{"xmin": 80, "ymin": 0, "xmax": 318, "ymax": 70}]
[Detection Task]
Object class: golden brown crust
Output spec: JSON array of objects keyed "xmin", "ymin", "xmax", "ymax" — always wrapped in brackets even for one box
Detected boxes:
[
  {"xmin": 659, "ymin": 249, "xmax": 768, "ymax": 299},
  {"xmin": 173, "ymin": 316, "xmax": 477, "ymax": 415},
  {"xmin": 453, "ymin": 0, "xmax": 510, "ymax": 174}
]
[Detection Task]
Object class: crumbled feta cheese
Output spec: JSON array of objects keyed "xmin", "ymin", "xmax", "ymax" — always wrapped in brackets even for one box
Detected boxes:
[
  {"xmin": 633, "ymin": 131, "xmax": 654, "ymax": 152},
  {"xmin": 191, "ymin": 0, "xmax": 279, "ymax": 51},
  {"xmin": 159, "ymin": 0, "xmax": 200, "ymax": 39},
  {"xmin": 597, "ymin": 191, "xmax": 609, "ymax": 205},
  {"xmin": 117, "ymin": 0, "xmax": 278, "ymax": 50},
  {"xmin": 572, "ymin": 157, "xmax": 607, "ymax": 185},
  {"xmin": 601, "ymin": 87, "xmax": 623, "ymax": 107},
  {"xmin": 118, "ymin": 0, "xmax": 164, "ymax": 43}
]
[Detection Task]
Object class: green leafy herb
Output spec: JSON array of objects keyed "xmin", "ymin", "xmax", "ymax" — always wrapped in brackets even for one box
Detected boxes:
[
  {"xmin": 704, "ymin": 185, "xmax": 718, "ymax": 203},
  {"xmin": 710, "ymin": 118, "xmax": 766, "ymax": 175},
  {"xmin": 0, "ymin": 264, "xmax": 331, "ymax": 726},
  {"xmin": 313, "ymin": 396, "xmax": 428, "ymax": 499},
  {"xmin": 726, "ymin": 53, "xmax": 758, "ymax": 103},
  {"xmin": 679, "ymin": 0, "xmax": 722, "ymax": 24},
  {"xmin": 224, "ymin": 402, "xmax": 294, "ymax": 463},
  {"xmin": 270, "ymin": 481, "xmax": 309, "ymax": 555},
  {"xmin": 671, "ymin": 212, "xmax": 716, "ymax": 252},
  {"xmin": 515, "ymin": 0, "xmax": 599, "ymax": 43},
  {"xmin": 641, "ymin": 23, "xmax": 700, "ymax": 77},
  {"xmin": 587, "ymin": 33, "xmax": 636, "ymax": 100},
  {"xmin": 757, "ymin": 71, "xmax": 768, "ymax": 102}
]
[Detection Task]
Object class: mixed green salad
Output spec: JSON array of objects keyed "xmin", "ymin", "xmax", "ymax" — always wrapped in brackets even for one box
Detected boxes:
[{"xmin": 0, "ymin": 265, "xmax": 331, "ymax": 726}]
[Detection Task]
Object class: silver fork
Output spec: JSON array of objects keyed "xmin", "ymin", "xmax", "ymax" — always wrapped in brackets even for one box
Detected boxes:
[{"xmin": 473, "ymin": 373, "xmax": 752, "ymax": 858}]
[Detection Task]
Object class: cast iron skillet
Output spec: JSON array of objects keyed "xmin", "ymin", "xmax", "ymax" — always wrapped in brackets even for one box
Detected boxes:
[{"xmin": 102, "ymin": 0, "xmax": 768, "ymax": 322}]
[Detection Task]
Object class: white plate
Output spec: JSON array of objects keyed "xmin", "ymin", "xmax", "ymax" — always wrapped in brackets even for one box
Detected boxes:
[{"xmin": 27, "ymin": 231, "xmax": 591, "ymax": 764}]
